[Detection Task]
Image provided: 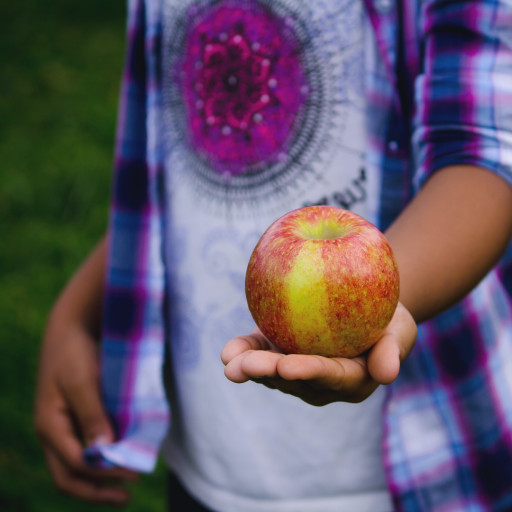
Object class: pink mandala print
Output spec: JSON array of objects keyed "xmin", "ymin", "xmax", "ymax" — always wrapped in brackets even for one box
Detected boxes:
[
  {"xmin": 163, "ymin": 0, "xmax": 327, "ymax": 208},
  {"xmin": 179, "ymin": 2, "xmax": 309, "ymax": 176}
]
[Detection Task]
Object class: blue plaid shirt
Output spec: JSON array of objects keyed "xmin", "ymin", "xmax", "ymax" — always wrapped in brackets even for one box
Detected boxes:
[{"xmin": 87, "ymin": 0, "xmax": 512, "ymax": 510}]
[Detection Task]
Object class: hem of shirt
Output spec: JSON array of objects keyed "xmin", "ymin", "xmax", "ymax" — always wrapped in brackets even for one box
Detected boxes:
[{"xmin": 161, "ymin": 443, "xmax": 393, "ymax": 512}]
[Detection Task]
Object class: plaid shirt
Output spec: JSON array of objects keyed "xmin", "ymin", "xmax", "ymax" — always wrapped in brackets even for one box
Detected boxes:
[{"xmin": 86, "ymin": 0, "xmax": 512, "ymax": 510}]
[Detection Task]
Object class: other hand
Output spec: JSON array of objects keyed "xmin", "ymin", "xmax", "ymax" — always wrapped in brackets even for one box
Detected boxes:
[{"xmin": 34, "ymin": 323, "xmax": 139, "ymax": 505}]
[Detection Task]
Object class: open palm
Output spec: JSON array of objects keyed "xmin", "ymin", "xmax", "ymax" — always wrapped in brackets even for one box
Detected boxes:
[{"xmin": 221, "ymin": 302, "xmax": 417, "ymax": 406}]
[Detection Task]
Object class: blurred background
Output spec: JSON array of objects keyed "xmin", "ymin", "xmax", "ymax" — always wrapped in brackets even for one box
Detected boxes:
[{"xmin": 1, "ymin": 1, "xmax": 166, "ymax": 510}]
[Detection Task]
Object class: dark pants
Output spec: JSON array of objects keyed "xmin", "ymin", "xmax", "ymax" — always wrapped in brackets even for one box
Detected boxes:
[{"xmin": 167, "ymin": 471, "xmax": 215, "ymax": 512}]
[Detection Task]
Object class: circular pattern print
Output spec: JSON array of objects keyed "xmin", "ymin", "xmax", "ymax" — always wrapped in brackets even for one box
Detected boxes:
[
  {"xmin": 180, "ymin": 2, "xmax": 309, "ymax": 176},
  {"xmin": 163, "ymin": 0, "xmax": 329, "ymax": 207}
]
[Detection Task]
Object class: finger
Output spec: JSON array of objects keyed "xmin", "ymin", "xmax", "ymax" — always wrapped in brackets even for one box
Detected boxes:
[
  {"xmin": 261, "ymin": 378, "xmax": 337, "ymax": 406},
  {"xmin": 257, "ymin": 375, "xmax": 376, "ymax": 406},
  {"xmin": 393, "ymin": 302, "xmax": 418, "ymax": 361},
  {"xmin": 241, "ymin": 350, "xmax": 285, "ymax": 379},
  {"xmin": 366, "ymin": 335, "xmax": 400, "ymax": 385},
  {"xmin": 221, "ymin": 328, "xmax": 271, "ymax": 365},
  {"xmin": 278, "ymin": 354, "xmax": 378, "ymax": 403},
  {"xmin": 367, "ymin": 302, "xmax": 417, "ymax": 385},
  {"xmin": 38, "ymin": 402, "xmax": 139, "ymax": 482},
  {"xmin": 225, "ymin": 348, "xmax": 282, "ymax": 383},
  {"xmin": 56, "ymin": 331, "xmax": 116, "ymax": 449},
  {"xmin": 275, "ymin": 354, "xmax": 367, "ymax": 387},
  {"xmin": 45, "ymin": 449, "xmax": 131, "ymax": 506},
  {"xmin": 253, "ymin": 371, "xmax": 340, "ymax": 405}
]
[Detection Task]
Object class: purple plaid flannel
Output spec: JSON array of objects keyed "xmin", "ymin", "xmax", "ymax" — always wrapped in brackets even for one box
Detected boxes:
[{"xmin": 86, "ymin": 0, "xmax": 512, "ymax": 509}]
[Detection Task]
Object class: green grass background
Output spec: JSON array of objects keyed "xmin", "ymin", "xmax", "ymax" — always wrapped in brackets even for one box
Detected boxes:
[{"xmin": 1, "ymin": 1, "xmax": 166, "ymax": 510}]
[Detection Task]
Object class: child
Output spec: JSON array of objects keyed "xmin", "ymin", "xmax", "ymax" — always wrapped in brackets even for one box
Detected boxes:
[{"xmin": 35, "ymin": 0, "xmax": 512, "ymax": 510}]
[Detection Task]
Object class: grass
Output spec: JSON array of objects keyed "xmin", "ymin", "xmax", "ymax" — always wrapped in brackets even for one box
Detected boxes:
[{"xmin": 0, "ymin": 1, "xmax": 166, "ymax": 510}]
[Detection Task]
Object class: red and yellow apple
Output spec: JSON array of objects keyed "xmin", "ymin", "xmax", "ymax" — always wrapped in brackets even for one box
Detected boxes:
[{"xmin": 245, "ymin": 206, "xmax": 400, "ymax": 358}]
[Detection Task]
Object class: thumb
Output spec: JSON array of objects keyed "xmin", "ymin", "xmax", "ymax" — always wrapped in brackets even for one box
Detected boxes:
[
  {"xmin": 367, "ymin": 302, "xmax": 417, "ymax": 385},
  {"xmin": 67, "ymin": 380, "xmax": 115, "ymax": 448},
  {"xmin": 367, "ymin": 335, "xmax": 401, "ymax": 385},
  {"xmin": 58, "ymin": 329, "xmax": 116, "ymax": 447}
]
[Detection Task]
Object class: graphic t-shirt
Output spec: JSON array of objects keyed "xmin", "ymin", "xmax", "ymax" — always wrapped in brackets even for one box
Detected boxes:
[{"xmin": 159, "ymin": 1, "xmax": 391, "ymax": 510}]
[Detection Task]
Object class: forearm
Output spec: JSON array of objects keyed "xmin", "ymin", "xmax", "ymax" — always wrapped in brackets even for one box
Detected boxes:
[
  {"xmin": 385, "ymin": 165, "xmax": 512, "ymax": 324},
  {"xmin": 45, "ymin": 235, "xmax": 107, "ymax": 342}
]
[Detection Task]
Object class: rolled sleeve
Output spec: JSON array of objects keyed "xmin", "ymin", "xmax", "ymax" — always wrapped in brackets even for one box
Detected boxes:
[{"xmin": 412, "ymin": 0, "xmax": 512, "ymax": 190}]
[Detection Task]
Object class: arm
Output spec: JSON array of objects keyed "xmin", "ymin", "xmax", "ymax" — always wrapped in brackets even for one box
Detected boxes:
[
  {"xmin": 34, "ymin": 235, "xmax": 139, "ymax": 505},
  {"xmin": 387, "ymin": 164, "xmax": 512, "ymax": 323},
  {"xmin": 222, "ymin": 164, "xmax": 512, "ymax": 403}
]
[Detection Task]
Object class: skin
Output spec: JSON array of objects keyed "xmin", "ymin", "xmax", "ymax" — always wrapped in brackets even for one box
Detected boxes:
[
  {"xmin": 34, "ymin": 164, "xmax": 512, "ymax": 503},
  {"xmin": 222, "ymin": 165, "xmax": 512, "ymax": 403},
  {"xmin": 34, "ymin": 237, "xmax": 139, "ymax": 506}
]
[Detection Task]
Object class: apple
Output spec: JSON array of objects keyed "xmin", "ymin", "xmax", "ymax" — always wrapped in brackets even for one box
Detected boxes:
[{"xmin": 245, "ymin": 205, "xmax": 400, "ymax": 358}]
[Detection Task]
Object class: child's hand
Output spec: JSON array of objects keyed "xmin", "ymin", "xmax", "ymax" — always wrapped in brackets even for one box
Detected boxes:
[
  {"xmin": 34, "ymin": 320, "xmax": 139, "ymax": 505},
  {"xmin": 34, "ymin": 236, "xmax": 140, "ymax": 504},
  {"xmin": 221, "ymin": 302, "xmax": 417, "ymax": 406}
]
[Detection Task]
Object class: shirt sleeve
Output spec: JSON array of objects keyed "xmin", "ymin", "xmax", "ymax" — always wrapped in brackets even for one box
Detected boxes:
[
  {"xmin": 84, "ymin": 0, "xmax": 170, "ymax": 473},
  {"xmin": 412, "ymin": 0, "xmax": 512, "ymax": 190}
]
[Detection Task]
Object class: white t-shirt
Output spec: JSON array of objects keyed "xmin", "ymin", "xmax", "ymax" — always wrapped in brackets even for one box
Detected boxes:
[{"xmin": 160, "ymin": 1, "xmax": 391, "ymax": 510}]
